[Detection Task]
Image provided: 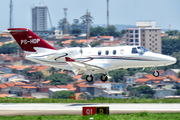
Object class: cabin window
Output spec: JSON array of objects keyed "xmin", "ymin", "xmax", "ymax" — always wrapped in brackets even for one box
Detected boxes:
[
  {"xmin": 113, "ymin": 50, "xmax": 116, "ymax": 55},
  {"xmin": 120, "ymin": 49, "xmax": 124, "ymax": 54},
  {"xmin": 105, "ymin": 50, "xmax": 109, "ymax": 55},
  {"xmin": 132, "ymin": 48, "xmax": 138, "ymax": 54},
  {"xmin": 98, "ymin": 50, "xmax": 101, "ymax": 55}
]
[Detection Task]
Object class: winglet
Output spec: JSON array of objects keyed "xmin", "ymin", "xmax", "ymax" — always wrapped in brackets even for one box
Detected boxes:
[{"xmin": 65, "ymin": 57, "xmax": 76, "ymax": 62}]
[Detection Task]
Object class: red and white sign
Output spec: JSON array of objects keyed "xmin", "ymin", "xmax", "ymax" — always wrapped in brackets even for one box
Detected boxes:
[{"xmin": 82, "ymin": 107, "xmax": 96, "ymax": 116}]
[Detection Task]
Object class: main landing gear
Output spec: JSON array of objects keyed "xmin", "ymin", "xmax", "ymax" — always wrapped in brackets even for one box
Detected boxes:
[
  {"xmin": 100, "ymin": 74, "xmax": 108, "ymax": 82},
  {"xmin": 85, "ymin": 74, "xmax": 108, "ymax": 82},
  {"xmin": 86, "ymin": 75, "xmax": 93, "ymax": 82}
]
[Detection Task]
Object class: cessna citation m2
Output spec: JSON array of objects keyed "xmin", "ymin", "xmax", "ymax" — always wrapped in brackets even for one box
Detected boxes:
[{"xmin": 8, "ymin": 28, "xmax": 176, "ymax": 82}]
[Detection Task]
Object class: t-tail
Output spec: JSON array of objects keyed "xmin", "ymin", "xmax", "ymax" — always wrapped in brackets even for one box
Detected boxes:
[{"xmin": 8, "ymin": 28, "xmax": 56, "ymax": 54}]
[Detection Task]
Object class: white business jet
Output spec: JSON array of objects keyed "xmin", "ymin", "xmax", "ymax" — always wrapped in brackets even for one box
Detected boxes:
[{"xmin": 8, "ymin": 28, "xmax": 176, "ymax": 82}]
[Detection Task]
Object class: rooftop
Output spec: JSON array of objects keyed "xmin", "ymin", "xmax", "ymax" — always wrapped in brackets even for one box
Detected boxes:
[
  {"xmin": 2, "ymin": 74, "xmax": 15, "ymax": 78},
  {"xmin": 73, "ymin": 75, "xmax": 83, "ymax": 79},
  {"xmin": 0, "ymin": 84, "xmax": 8, "ymax": 89}
]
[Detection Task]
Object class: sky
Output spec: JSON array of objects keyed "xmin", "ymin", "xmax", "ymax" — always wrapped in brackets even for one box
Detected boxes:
[{"xmin": 0, "ymin": 0, "xmax": 180, "ymax": 31}]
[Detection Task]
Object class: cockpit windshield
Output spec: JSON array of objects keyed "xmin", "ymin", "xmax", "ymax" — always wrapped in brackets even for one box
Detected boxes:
[
  {"xmin": 131, "ymin": 46, "xmax": 149, "ymax": 54},
  {"xmin": 137, "ymin": 46, "xmax": 149, "ymax": 53}
]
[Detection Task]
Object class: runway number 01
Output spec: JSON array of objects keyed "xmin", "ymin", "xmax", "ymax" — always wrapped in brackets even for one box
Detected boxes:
[
  {"xmin": 83, "ymin": 107, "xmax": 96, "ymax": 116},
  {"xmin": 86, "ymin": 109, "xmax": 92, "ymax": 114}
]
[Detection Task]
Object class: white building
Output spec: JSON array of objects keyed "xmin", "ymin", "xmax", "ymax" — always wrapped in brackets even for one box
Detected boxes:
[
  {"xmin": 32, "ymin": 6, "xmax": 47, "ymax": 31},
  {"xmin": 102, "ymin": 90, "xmax": 123, "ymax": 98},
  {"xmin": 49, "ymin": 88, "xmax": 68, "ymax": 98},
  {"xmin": 1, "ymin": 74, "xmax": 18, "ymax": 83}
]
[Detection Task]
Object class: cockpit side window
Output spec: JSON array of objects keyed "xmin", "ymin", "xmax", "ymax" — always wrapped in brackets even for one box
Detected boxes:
[{"xmin": 132, "ymin": 48, "xmax": 138, "ymax": 54}]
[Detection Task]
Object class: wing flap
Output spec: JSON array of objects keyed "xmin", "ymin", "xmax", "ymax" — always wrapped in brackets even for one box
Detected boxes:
[{"xmin": 65, "ymin": 57, "xmax": 106, "ymax": 75}]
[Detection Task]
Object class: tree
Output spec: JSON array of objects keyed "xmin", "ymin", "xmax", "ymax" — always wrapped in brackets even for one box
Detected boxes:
[
  {"xmin": 128, "ymin": 85, "xmax": 154, "ymax": 98},
  {"xmin": 21, "ymin": 68, "xmax": 31, "ymax": 77},
  {"xmin": 106, "ymin": 25, "xmax": 120, "ymax": 37},
  {"xmin": 0, "ymin": 42, "xmax": 20, "ymax": 54},
  {"xmin": 58, "ymin": 18, "xmax": 71, "ymax": 34},
  {"xmin": 90, "ymin": 26, "xmax": 107, "ymax": 37},
  {"xmin": 71, "ymin": 19, "xmax": 80, "ymax": 30},
  {"xmin": 45, "ymin": 73, "xmax": 74, "ymax": 85},
  {"xmin": 32, "ymin": 71, "xmax": 44, "ymax": 81},
  {"xmin": 90, "ymin": 40, "xmax": 103, "ymax": 47},
  {"xmin": 166, "ymin": 30, "xmax": 179, "ymax": 36},
  {"xmin": 136, "ymin": 85, "xmax": 155, "ymax": 95},
  {"xmin": 52, "ymin": 90, "xmax": 75, "ymax": 99},
  {"xmin": 109, "ymin": 69, "xmax": 128, "ymax": 83},
  {"xmin": 143, "ymin": 94, "xmax": 152, "ymax": 98},
  {"xmin": 49, "ymin": 67, "xmax": 56, "ymax": 74},
  {"xmin": 71, "ymin": 28, "xmax": 82, "ymax": 35},
  {"xmin": 80, "ymin": 92, "xmax": 92, "ymax": 100},
  {"xmin": 80, "ymin": 11, "xmax": 93, "ymax": 33},
  {"xmin": 162, "ymin": 38, "xmax": 180, "ymax": 55},
  {"xmin": 70, "ymin": 41, "xmax": 83, "ymax": 47},
  {"xmin": 175, "ymin": 89, "xmax": 180, "ymax": 95},
  {"xmin": 120, "ymin": 29, "xmax": 125, "ymax": 36}
]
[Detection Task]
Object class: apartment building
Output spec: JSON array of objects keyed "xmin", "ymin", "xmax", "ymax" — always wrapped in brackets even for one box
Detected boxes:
[
  {"xmin": 126, "ymin": 21, "xmax": 161, "ymax": 53},
  {"xmin": 32, "ymin": 6, "xmax": 47, "ymax": 31}
]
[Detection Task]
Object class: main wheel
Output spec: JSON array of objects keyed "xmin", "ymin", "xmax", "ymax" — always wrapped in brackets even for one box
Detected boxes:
[
  {"xmin": 86, "ymin": 75, "xmax": 93, "ymax": 82},
  {"xmin": 153, "ymin": 71, "xmax": 159, "ymax": 77},
  {"xmin": 100, "ymin": 74, "xmax": 108, "ymax": 82}
]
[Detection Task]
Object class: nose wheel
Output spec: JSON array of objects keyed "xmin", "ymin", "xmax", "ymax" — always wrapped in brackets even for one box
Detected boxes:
[
  {"xmin": 100, "ymin": 74, "xmax": 108, "ymax": 82},
  {"xmin": 153, "ymin": 70, "xmax": 159, "ymax": 77},
  {"xmin": 86, "ymin": 75, "xmax": 93, "ymax": 82}
]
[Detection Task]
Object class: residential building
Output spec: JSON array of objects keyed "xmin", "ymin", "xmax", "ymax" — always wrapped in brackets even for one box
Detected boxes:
[
  {"xmin": 123, "ymin": 76, "xmax": 135, "ymax": 85},
  {"xmin": 73, "ymin": 75, "xmax": 83, "ymax": 81},
  {"xmin": 161, "ymin": 69, "xmax": 180, "ymax": 77},
  {"xmin": 41, "ymin": 80, "xmax": 50, "ymax": 86},
  {"xmin": 126, "ymin": 21, "xmax": 161, "ymax": 53},
  {"xmin": 154, "ymin": 89, "xmax": 176, "ymax": 99},
  {"xmin": 86, "ymin": 86, "xmax": 103, "ymax": 98},
  {"xmin": 102, "ymin": 90, "xmax": 123, "ymax": 98},
  {"xmin": 94, "ymin": 81, "xmax": 112, "ymax": 90},
  {"xmin": 135, "ymin": 74, "xmax": 165, "ymax": 85},
  {"xmin": 1, "ymin": 74, "xmax": 18, "ymax": 83},
  {"xmin": 75, "ymin": 84, "xmax": 90, "ymax": 93},
  {"xmin": 32, "ymin": 6, "xmax": 47, "ymax": 31},
  {"xmin": 111, "ymin": 83, "xmax": 126, "ymax": 91}
]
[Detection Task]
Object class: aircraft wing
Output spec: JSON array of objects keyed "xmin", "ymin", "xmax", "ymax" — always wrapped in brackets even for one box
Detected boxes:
[
  {"xmin": 65, "ymin": 57, "xmax": 106, "ymax": 75},
  {"xmin": 46, "ymin": 52, "xmax": 68, "ymax": 60}
]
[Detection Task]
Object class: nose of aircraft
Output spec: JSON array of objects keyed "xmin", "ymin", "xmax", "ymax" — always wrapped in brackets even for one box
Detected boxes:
[{"xmin": 162, "ymin": 55, "xmax": 177, "ymax": 65}]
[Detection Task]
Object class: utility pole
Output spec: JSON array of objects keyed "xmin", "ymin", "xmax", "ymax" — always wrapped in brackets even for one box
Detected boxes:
[
  {"xmin": 107, "ymin": 0, "xmax": 109, "ymax": 28},
  {"xmin": 9, "ymin": 0, "xmax": 13, "ymax": 28},
  {"xmin": 64, "ymin": 8, "xmax": 68, "ymax": 34}
]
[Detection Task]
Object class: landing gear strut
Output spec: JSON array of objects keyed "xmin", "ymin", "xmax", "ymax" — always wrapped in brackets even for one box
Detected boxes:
[
  {"xmin": 100, "ymin": 74, "xmax": 108, "ymax": 82},
  {"xmin": 86, "ymin": 75, "xmax": 93, "ymax": 82}
]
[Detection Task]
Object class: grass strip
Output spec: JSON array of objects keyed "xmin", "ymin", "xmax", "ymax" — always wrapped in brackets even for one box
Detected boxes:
[
  {"xmin": 1, "ymin": 112, "xmax": 180, "ymax": 120},
  {"xmin": 1, "ymin": 97, "xmax": 180, "ymax": 103}
]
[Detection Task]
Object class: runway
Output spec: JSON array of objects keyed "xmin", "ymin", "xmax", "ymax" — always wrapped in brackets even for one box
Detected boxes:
[{"xmin": 0, "ymin": 103, "xmax": 180, "ymax": 116}]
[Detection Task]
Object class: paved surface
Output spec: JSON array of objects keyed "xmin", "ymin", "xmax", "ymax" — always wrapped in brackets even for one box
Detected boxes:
[{"xmin": 0, "ymin": 103, "xmax": 180, "ymax": 116}]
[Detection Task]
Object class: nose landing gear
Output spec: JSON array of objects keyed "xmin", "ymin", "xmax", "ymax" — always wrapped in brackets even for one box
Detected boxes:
[{"xmin": 153, "ymin": 70, "xmax": 159, "ymax": 77}]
